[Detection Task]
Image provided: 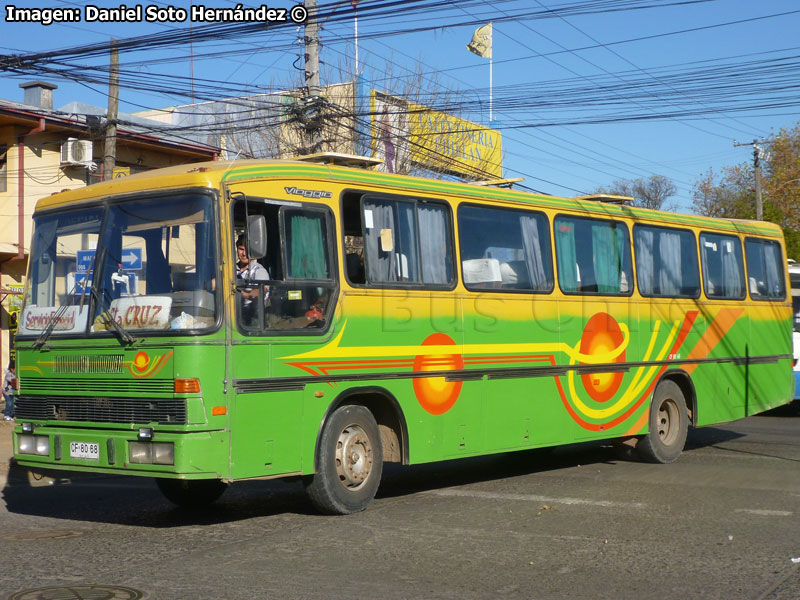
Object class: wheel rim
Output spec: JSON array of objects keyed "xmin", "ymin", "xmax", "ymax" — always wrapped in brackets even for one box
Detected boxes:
[
  {"xmin": 656, "ymin": 398, "xmax": 680, "ymax": 446},
  {"xmin": 334, "ymin": 424, "xmax": 373, "ymax": 490}
]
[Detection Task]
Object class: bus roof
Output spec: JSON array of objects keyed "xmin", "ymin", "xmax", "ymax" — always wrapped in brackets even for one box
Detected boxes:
[{"xmin": 35, "ymin": 158, "xmax": 784, "ymax": 239}]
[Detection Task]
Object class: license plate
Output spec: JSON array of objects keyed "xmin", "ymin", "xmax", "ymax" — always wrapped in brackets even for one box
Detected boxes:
[{"xmin": 69, "ymin": 441, "xmax": 100, "ymax": 460}]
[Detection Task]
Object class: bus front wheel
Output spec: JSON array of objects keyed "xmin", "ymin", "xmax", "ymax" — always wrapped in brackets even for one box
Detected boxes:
[
  {"xmin": 306, "ymin": 404, "xmax": 383, "ymax": 515},
  {"xmin": 156, "ymin": 478, "xmax": 228, "ymax": 508},
  {"xmin": 637, "ymin": 380, "xmax": 689, "ymax": 464}
]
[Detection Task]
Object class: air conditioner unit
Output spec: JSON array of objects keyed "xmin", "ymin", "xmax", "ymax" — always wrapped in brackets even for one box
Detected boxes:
[{"xmin": 60, "ymin": 138, "xmax": 93, "ymax": 167}]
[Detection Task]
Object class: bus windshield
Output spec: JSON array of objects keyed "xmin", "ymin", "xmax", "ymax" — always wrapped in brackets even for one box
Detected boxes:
[{"xmin": 19, "ymin": 192, "xmax": 218, "ymax": 339}]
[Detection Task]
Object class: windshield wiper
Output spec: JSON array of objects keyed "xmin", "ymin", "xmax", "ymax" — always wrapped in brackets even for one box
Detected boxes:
[
  {"xmin": 33, "ymin": 298, "xmax": 75, "ymax": 349},
  {"xmin": 90, "ymin": 286, "xmax": 138, "ymax": 345}
]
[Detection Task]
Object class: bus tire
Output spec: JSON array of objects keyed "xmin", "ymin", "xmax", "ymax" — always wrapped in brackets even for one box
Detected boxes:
[
  {"xmin": 156, "ymin": 478, "xmax": 228, "ymax": 508},
  {"xmin": 637, "ymin": 380, "xmax": 689, "ymax": 464},
  {"xmin": 306, "ymin": 404, "xmax": 383, "ymax": 515}
]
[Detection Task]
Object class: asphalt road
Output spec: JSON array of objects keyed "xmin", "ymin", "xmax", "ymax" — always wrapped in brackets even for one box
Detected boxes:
[{"xmin": 2, "ymin": 404, "xmax": 799, "ymax": 600}]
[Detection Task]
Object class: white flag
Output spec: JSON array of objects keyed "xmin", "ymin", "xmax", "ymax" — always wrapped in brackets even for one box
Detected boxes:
[{"xmin": 467, "ymin": 23, "xmax": 492, "ymax": 59}]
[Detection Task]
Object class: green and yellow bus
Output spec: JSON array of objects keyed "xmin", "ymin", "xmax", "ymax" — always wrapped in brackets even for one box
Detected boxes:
[{"xmin": 12, "ymin": 156, "xmax": 794, "ymax": 514}]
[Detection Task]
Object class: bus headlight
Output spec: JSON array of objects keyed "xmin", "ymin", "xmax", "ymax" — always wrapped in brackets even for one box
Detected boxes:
[
  {"xmin": 129, "ymin": 442, "xmax": 151, "ymax": 463},
  {"xmin": 152, "ymin": 443, "xmax": 174, "ymax": 465},
  {"xmin": 129, "ymin": 441, "xmax": 174, "ymax": 465},
  {"xmin": 18, "ymin": 434, "xmax": 50, "ymax": 456}
]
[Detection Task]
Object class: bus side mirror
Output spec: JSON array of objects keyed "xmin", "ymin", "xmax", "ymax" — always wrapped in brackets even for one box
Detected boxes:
[{"xmin": 247, "ymin": 215, "xmax": 267, "ymax": 259}]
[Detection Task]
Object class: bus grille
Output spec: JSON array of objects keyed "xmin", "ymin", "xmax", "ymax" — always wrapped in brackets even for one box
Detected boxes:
[
  {"xmin": 20, "ymin": 377, "xmax": 174, "ymax": 396},
  {"xmin": 15, "ymin": 396, "xmax": 187, "ymax": 425}
]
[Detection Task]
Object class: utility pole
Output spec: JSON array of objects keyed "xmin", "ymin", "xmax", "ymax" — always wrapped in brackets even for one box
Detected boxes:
[
  {"xmin": 103, "ymin": 39, "xmax": 119, "ymax": 181},
  {"xmin": 352, "ymin": 0, "xmax": 359, "ymax": 76},
  {"xmin": 302, "ymin": 0, "xmax": 322, "ymax": 154},
  {"xmin": 734, "ymin": 139, "xmax": 767, "ymax": 221}
]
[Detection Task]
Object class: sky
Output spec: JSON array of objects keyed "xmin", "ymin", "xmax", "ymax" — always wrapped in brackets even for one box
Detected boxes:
[{"xmin": 1, "ymin": 0, "xmax": 799, "ymax": 212}]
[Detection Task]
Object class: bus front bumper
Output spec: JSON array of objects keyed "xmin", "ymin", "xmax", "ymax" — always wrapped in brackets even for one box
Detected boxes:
[{"xmin": 12, "ymin": 424, "xmax": 229, "ymax": 480}]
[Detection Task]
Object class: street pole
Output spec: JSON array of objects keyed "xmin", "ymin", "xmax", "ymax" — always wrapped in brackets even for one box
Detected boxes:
[
  {"xmin": 352, "ymin": 0, "xmax": 359, "ymax": 76},
  {"xmin": 489, "ymin": 22, "xmax": 493, "ymax": 123},
  {"xmin": 304, "ymin": 0, "xmax": 320, "ymax": 95},
  {"xmin": 103, "ymin": 39, "xmax": 119, "ymax": 182},
  {"xmin": 753, "ymin": 142, "xmax": 763, "ymax": 221},
  {"xmin": 302, "ymin": 0, "xmax": 322, "ymax": 155},
  {"xmin": 733, "ymin": 139, "xmax": 765, "ymax": 221}
]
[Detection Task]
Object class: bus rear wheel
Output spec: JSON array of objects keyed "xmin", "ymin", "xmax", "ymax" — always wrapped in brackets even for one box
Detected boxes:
[
  {"xmin": 156, "ymin": 478, "xmax": 228, "ymax": 508},
  {"xmin": 305, "ymin": 404, "xmax": 383, "ymax": 515},
  {"xmin": 637, "ymin": 380, "xmax": 688, "ymax": 464}
]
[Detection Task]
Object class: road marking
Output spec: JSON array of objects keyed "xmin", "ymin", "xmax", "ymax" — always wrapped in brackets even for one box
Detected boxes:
[
  {"xmin": 689, "ymin": 450, "xmax": 785, "ymax": 461},
  {"xmin": 430, "ymin": 488, "xmax": 645, "ymax": 508},
  {"xmin": 734, "ymin": 508, "xmax": 793, "ymax": 516}
]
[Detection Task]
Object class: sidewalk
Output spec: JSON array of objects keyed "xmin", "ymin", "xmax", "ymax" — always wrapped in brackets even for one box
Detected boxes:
[
  {"xmin": 0, "ymin": 419, "xmax": 14, "ymax": 486},
  {"xmin": 0, "ymin": 419, "xmax": 13, "ymax": 471}
]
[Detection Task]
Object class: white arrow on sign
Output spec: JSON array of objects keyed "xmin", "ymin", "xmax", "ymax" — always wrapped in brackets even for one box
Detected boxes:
[{"xmin": 120, "ymin": 249, "xmax": 142, "ymax": 269}]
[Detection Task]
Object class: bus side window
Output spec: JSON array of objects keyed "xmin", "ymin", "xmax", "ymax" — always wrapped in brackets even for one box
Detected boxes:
[
  {"xmin": 745, "ymin": 238, "xmax": 785, "ymax": 300},
  {"xmin": 458, "ymin": 204, "xmax": 553, "ymax": 293},
  {"xmin": 700, "ymin": 233, "xmax": 745, "ymax": 299},
  {"xmin": 554, "ymin": 215, "xmax": 631, "ymax": 296},
  {"xmin": 633, "ymin": 225, "xmax": 699, "ymax": 298},
  {"xmin": 343, "ymin": 192, "xmax": 454, "ymax": 288}
]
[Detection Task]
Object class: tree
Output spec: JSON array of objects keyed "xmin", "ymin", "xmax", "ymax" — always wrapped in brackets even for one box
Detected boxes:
[
  {"xmin": 763, "ymin": 124, "xmax": 800, "ymax": 233},
  {"xmin": 692, "ymin": 165, "xmax": 754, "ymax": 219},
  {"xmin": 597, "ymin": 175, "xmax": 677, "ymax": 210}
]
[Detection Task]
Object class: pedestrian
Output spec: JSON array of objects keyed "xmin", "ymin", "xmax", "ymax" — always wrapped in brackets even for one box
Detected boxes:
[{"xmin": 3, "ymin": 360, "xmax": 17, "ymax": 421}]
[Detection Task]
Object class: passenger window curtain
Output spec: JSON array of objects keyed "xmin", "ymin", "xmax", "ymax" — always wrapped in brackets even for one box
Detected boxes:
[
  {"xmin": 555, "ymin": 221, "xmax": 578, "ymax": 292},
  {"xmin": 363, "ymin": 200, "xmax": 396, "ymax": 282},
  {"xmin": 520, "ymin": 214, "xmax": 549, "ymax": 290},
  {"xmin": 720, "ymin": 238, "xmax": 743, "ymax": 297},
  {"xmin": 636, "ymin": 228, "xmax": 655, "ymax": 295},
  {"xmin": 658, "ymin": 231, "xmax": 682, "ymax": 296},
  {"xmin": 288, "ymin": 213, "xmax": 328, "ymax": 279},
  {"xmin": 763, "ymin": 242, "xmax": 785, "ymax": 297},
  {"xmin": 396, "ymin": 201, "xmax": 420, "ymax": 282},
  {"xmin": 700, "ymin": 238, "xmax": 713, "ymax": 294},
  {"xmin": 592, "ymin": 224, "xmax": 620, "ymax": 293},
  {"xmin": 616, "ymin": 226, "xmax": 630, "ymax": 293},
  {"xmin": 418, "ymin": 204, "xmax": 449, "ymax": 284}
]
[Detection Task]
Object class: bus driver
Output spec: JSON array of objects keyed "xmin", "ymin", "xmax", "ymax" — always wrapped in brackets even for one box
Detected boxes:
[{"xmin": 236, "ymin": 234, "xmax": 269, "ymax": 323}]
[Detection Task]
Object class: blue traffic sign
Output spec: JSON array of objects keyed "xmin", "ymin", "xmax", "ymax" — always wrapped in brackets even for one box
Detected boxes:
[
  {"xmin": 76, "ymin": 249, "xmax": 96, "ymax": 273},
  {"xmin": 77, "ymin": 248, "xmax": 142, "ymax": 272},
  {"xmin": 73, "ymin": 272, "xmax": 93, "ymax": 294},
  {"xmin": 119, "ymin": 248, "xmax": 142, "ymax": 271}
]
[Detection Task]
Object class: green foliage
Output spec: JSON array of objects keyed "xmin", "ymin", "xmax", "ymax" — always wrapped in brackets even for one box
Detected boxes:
[{"xmin": 692, "ymin": 127, "xmax": 800, "ymax": 261}]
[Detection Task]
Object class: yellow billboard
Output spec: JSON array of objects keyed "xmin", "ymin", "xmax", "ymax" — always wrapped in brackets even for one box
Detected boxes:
[{"xmin": 371, "ymin": 91, "xmax": 501, "ymax": 179}]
